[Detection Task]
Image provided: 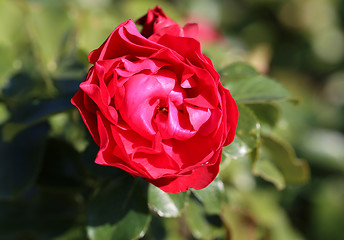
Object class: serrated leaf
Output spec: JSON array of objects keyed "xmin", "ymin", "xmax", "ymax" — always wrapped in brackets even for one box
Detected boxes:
[
  {"xmin": 223, "ymin": 103, "xmax": 260, "ymax": 159},
  {"xmin": 253, "ymin": 135, "xmax": 309, "ymax": 187},
  {"xmin": 147, "ymin": 184, "xmax": 188, "ymax": 218},
  {"xmin": 87, "ymin": 176, "xmax": 151, "ymax": 240},
  {"xmin": 191, "ymin": 178, "xmax": 225, "ymax": 215}
]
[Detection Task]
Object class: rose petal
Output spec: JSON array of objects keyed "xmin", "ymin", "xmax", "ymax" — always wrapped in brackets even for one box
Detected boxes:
[
  {"xmin": 146, "ymin": 150, "xmax": 222, "ymax": 193},
  {"xmin": 155, "ymin": 99, "xmax": 196, "ymax": 140},
  {"xmin": 136, "ymin": 6, "xmax": 178, "ymax": 38},
  {"xmin": 162, "ymin": 134, "xmax": 217, "ymax": 170},
  {"xmin": 71, "ymin": 90, "xmax": 100, "ymax": 145},
  {"xmin": 186, "ymin": 105, "xmax": 211, "ymax": 131},
  {"xmin": 221, "ymin": 85, "xmax": 238, "ymax": 145},
  {"xmin": 90, "ymin": 20, "xmax": 160, "ymax": 63},
  {"xmin": 119, "ymin": 72, "xmax": 175, "ymax": 139}
]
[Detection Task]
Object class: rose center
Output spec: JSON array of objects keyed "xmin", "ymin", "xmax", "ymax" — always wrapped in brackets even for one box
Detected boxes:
[{"xmin": 157, "ymin": 106, "xmax": 168, "ymax": 114}]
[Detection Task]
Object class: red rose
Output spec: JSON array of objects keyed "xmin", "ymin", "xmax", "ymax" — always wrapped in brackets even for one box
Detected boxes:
[{"xmin": 72, "ymin": 6, "xmax": 238, "ymax": 193}]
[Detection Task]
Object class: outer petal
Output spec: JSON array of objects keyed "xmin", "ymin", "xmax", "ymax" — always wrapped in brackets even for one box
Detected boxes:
[
  {"xmin": 71, "ymin": 89, "xmax": 100, "ymax": 146},
  {"xmin": 220, "ymin": 85, "xmax": 238, "ymax": 145},
  {"xmin": 89, "ymin": 20, "xmax": 160, "ymax": 64},
  {"xmin": 146, "ymin": 149, "xmax": 222, "ymax": 193}
]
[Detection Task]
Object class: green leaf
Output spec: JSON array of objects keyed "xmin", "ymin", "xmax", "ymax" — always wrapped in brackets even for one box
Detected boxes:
[
  {"xmin": 220, "ymin": 62, "xmax": 259, "ymax": 83},
  {"xmin": 253, "ymin": 135, "xmax": 310, "ymax": 187},
  {"xmin": 191, "ymin": 178, "xmax": 225, "ymax": 215},
  {"xmin": 87, "ymin": 177, "xmax": 151, "ymax": 240},
  {"xmin": 2, "ymin": 97, "xmax": 74, "ymax": 141},
  {"xmin": 253, "ymin": 158, "xmax": 286, "ymax": 190},
  {"xmin": 219, "ymin": 62, "xmax": 290, "ymax": 104},
  {"xmin": 147, "ymin": 184, "xmax": 188, "ymax": 218},
  {"xmin": 247, "ymin": 103, "xmax": 281, "ymax": 128},
  {"xmin": 223, "ymin": 103, "xmax": 260, "ymax": 159},
  {"xmin": 220, "ymin": 62, "xmax": 291, "ymax": 104},
  {"xmin": 227, "ymin": 75, "xmax": 290, "ymax": 103},
  {"xmin": 185, "ymin": 197, "xmax": 226, "ymax": 239},
  {"xmin": 0, "ymin": 122, "xmax": 48, "ymax": 199}
]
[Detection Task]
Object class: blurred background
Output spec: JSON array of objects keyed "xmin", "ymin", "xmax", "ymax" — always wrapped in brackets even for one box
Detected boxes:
[{"xmin": 0, "ymin": 0, "xmax": 343, "ymax": 239}]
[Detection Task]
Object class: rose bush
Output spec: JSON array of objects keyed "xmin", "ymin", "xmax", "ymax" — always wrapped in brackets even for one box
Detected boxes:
[{"xmin": 71, "ymin": 6, "xmax": 238, "ymax": 193}]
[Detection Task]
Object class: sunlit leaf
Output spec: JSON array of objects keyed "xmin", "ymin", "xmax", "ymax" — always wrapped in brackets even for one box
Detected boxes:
[
  {"xmin": 227, "ymin": 75, "xmax": 290, "ymax": 103},
  {"xmin": 220, "ymin": 63, "xmax": 290, "ymax": 103},
  {"xmin": 191, "ymin": 178, "xmax": 225, "ymax": 215},
  {"xmin": 148, "ymin": 184, "xmax": 188, "ymax": 218},
  {"xmin": 220, "ymin": 62, "xmax": 259, "ymax": 82},
  {"xmin": 223, "ymin": 103, "xmax": 260, "ymax": 159}
]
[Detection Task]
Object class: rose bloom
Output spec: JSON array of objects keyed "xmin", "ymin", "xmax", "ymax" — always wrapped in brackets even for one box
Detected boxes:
[{"xmin": 72, "ymin": 6, "xmax": 238, "ymax": 193}]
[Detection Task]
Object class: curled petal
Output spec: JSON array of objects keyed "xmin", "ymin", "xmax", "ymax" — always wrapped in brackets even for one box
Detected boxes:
[
  {"xmin": 186, "ymin": 105, "xmax": 211, "ymax": 131},
  {"xmin": 155, "ymin": 99, "xmax": 196, "ymax": 140},
  {"xmin": 119, "ymin": 72, "xmax": 175, "ymax": 139}
]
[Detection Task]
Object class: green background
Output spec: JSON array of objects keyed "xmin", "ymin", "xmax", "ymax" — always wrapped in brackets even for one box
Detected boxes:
[{"xmin": 0, "ymin": 0, "xmax": 343, "ymax": 239}]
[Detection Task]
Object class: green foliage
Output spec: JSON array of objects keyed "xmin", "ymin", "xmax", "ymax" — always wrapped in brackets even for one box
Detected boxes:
[
  {"xmin": 148, "ymin": 184, "xmax": 189, "ymax": 218},
  {"xmin": 87, "ymin": 177, "xmax": 151, "ymax": 240},
  {"xmin": 191, "ymin": 178, "xmax": 225, "ymax": 215},
  {"xmin": 1, "ymin": 0, "xmax": 342, "ymax": 240}
]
